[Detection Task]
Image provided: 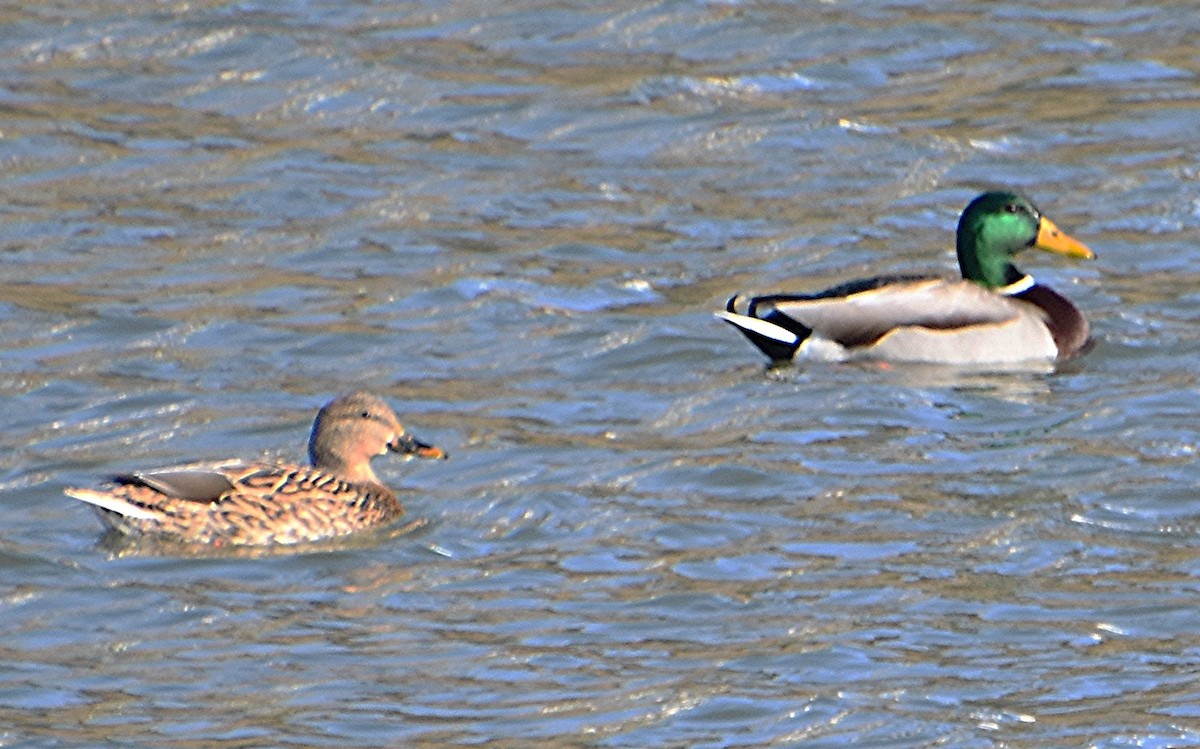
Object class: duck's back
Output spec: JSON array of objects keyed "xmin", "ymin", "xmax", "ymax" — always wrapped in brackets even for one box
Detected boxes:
[{"xmin": 68, "ymin": 461, "xmax": 405, "ymax": 546}]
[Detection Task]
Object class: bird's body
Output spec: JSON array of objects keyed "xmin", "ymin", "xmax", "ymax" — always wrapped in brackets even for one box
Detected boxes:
[
  {"xmin": 65, "ymin": 392, "xmax": 447, "ymax": 547},
  {"xmin": 717, "ymin": 192, "xmax": 1095, "ymax": 366}
]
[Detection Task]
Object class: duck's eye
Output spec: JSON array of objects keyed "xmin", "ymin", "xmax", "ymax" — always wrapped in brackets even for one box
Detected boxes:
[
  {"xmin": 1005, "ymin": 203, "xmax": 1020, "ymax": 214},
  {"xmin": 360, "ymin": 410, "xmax": 371, "ymax": 419}
]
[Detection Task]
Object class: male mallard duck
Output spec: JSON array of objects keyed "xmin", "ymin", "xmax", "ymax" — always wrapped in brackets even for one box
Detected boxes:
[
  {"xmin": 65, "ymin": 392, "xmax": 447, "ymax": 546},
  {"xmin": 716, "ymin": 191, "xmax": 1095, "ymax": 365}
]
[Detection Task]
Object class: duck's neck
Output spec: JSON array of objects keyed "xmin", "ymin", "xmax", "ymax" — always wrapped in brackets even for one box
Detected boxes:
[
  {"xmin": 996, "ymin": 273, "xmax": 1036, "ymax": 296},
  {"xmin": 957, "ymin": 243, "xmax": 1027, "ymax": 290},
  {"xmin": 956, "ymin": 216, "xmax": 1033, "ymax": 289},
  {"xmin": 313, "ymin": 454, "xmax": 382, "ymax": 485}
]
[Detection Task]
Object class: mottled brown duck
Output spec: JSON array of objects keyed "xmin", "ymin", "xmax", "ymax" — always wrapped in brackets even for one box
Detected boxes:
[{"xmin": 65, "ymin": 392, "xmax": 447, "ymax": 546}]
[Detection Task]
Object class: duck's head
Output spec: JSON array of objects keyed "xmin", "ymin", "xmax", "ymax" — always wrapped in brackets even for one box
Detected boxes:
[
  {"xmin": 955, "ymin": 191, "xmax": 1094, "ymax": 289},
  {"xmin": 308, "ymin": 391, "xmax": 447, "ymax": 485}
]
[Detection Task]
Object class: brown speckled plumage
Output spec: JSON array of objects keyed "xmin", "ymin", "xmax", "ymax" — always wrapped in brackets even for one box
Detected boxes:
[{"xmin": 65, "ymin": 392, "xmax": 447, "ymax": 547}]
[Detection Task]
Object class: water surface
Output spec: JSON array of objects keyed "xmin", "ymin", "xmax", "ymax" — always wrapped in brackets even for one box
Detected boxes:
[{"xmin": 3, "ymin": 1, "xmax": 1200, "ymax": 746}]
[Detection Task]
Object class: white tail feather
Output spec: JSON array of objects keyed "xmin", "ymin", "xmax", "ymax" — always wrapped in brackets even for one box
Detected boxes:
[
  {"xmin": 713, "ymin": 311, "xmax": 799, "ymax": 345},
  {"xmin": 64, "ymin": 488, "xmax": 159, "ymax": 521}
]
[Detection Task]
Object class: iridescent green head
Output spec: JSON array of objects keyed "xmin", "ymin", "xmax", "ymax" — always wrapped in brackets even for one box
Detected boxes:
[{"xmin": 955, "ymin": 191, "xmax": 1094, "ymax": 289}]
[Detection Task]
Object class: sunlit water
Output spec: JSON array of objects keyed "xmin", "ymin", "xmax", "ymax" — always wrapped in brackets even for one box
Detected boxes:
[{"xmin": 3, "ymin": 2, "xmax": 1200, "ymax": 746}]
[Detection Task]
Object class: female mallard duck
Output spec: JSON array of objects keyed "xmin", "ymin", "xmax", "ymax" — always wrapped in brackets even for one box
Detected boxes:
[
  {"xmin": 65, "ymin": 392, "xmax": 447, "ymax": 546},
  {"xmin": 716, "ymin": 191, "xmax": 1096, "ymax": 365}
]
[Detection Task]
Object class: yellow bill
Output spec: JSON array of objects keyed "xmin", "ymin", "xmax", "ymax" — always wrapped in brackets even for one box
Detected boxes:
[{"xmin": 1036, "ymin": 216, "xmax": 1095, "ymax": 260}]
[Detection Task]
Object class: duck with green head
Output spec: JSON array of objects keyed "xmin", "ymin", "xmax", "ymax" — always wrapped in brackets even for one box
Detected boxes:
[{"xmin": 717, "ymin": 191, "xmax": 1096, "ymax": 365}]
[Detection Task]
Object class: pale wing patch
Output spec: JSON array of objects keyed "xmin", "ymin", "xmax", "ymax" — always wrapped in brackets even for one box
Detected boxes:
[
  {"xmin": 131, "ymin": 467, "xmax": 239, "ymax": 501},
  {"xmin": 771, "ymin": 279, "xmax": 1024, "ymax": 346}
]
